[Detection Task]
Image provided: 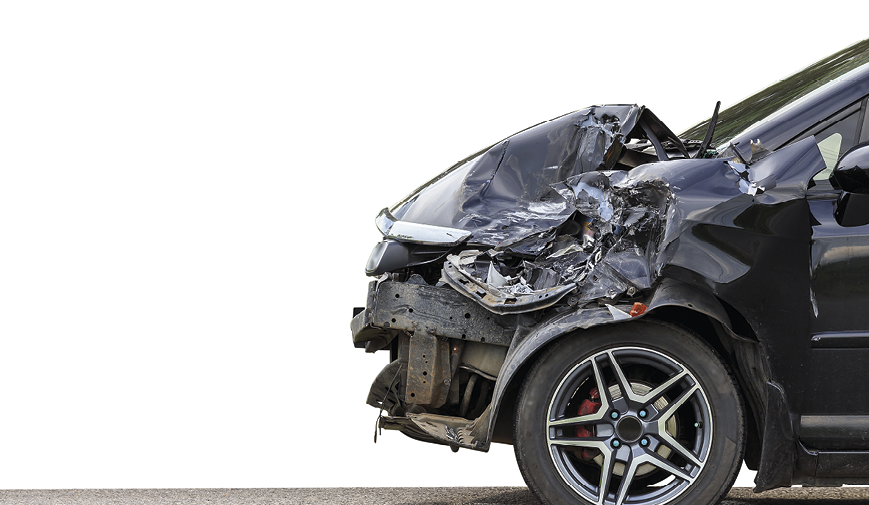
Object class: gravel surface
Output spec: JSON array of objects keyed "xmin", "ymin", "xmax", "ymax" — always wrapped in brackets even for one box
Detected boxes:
[{"xmin": 2, "ymin": 487, "xmax": 869, "ymax": 504}]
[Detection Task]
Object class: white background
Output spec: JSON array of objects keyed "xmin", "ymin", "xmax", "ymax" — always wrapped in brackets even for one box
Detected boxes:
[{"xmin": 0, "ymin": 0, "xmax": 863, "ymax": 490}]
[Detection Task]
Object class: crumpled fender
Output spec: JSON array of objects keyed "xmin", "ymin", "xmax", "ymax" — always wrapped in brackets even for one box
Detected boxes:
[{"xmin": 477, "ymin": 277, "xmax": 732, "ymax": 450}]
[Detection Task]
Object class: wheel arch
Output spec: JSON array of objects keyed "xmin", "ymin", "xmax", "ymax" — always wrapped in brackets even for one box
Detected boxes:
[{"xmin": 489, "ymin": 278, "xmax": 764, "ymax": 463}]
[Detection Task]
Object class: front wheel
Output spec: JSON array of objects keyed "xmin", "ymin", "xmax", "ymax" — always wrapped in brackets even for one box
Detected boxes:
[{"xmin": 514, "ymin": 321, "xmax": 745, "ymax": 505}]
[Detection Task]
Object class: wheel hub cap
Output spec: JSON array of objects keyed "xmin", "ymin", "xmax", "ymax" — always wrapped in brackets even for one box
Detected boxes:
[{"xmin": 616, "ymin": 416, "xmax": 643, "ymax": 443}]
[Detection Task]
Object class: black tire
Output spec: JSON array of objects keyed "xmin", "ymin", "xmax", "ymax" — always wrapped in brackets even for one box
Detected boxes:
[{"xmin": 513, "ymin": 320, "xmax": 745, "ymax": 505}]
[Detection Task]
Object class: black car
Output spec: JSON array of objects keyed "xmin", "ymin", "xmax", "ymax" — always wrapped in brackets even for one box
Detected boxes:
[{"xmin": 350, "ymin": 38, "xmax": 869, "ymax": 505}]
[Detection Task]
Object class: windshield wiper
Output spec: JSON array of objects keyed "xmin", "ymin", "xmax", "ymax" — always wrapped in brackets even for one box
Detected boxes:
[{"xmin": 693, "ymin": 101, "xmax": 721, "ymax": 159}]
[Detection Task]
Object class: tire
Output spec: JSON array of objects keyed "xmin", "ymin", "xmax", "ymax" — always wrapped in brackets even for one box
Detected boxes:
[{"xmin": 513, "ymin": 320, "xmax": 745, "ymax": 505}]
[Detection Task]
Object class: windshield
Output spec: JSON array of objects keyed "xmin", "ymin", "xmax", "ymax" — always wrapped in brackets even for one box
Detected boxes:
[{"xmin": 680, "ymin": 38, "xmax": 869, "ymax": 147}]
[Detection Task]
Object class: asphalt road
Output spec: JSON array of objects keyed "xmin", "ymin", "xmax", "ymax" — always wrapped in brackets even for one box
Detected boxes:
[{"xmin": 2, "ymin": 487, "xmax": 869, "ymax": 505}]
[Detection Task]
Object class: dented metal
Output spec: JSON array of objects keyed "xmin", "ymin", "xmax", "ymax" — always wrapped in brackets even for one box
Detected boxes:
[{"xmin": 352, "ymin": 38, "xmax": 869, "ymax": 497}]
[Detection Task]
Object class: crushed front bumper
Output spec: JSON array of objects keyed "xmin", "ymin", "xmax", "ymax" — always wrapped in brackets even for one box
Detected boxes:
[{"xmin": 350, "ymin": 277, "xmax": 516, "ymax": 353}]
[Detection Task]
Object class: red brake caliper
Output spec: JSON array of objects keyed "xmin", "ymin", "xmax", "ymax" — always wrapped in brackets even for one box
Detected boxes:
[{"xmin": 575, "ymin": 387, "xmax": 602, "ymax": 460}]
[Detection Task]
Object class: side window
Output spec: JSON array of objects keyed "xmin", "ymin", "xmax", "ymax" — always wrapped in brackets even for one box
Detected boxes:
[{"xmin": 813, "ymin": 111, "xmax": 861, "ymax": 181}]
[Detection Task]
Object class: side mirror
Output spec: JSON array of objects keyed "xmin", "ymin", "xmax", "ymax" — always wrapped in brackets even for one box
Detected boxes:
[
  {"xmin": 833, "ymin": 144, "xmax": 869, "ymax": 227},
  {"xmin": 832, "ymin": 144, "xmax": 869, "ymax": 193}
]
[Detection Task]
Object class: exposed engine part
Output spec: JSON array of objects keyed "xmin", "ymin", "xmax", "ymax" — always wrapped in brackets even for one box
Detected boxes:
[
  {"xmin": 460, "ymin": 341, "xmax": 507, "ymax": 378},
  {"xmin": 460, "ymin": 375, "xmax": 478, "ymax": 418},
  {"xmin": 459, "ymin": 364, "xmax": 497, "ymax": 382},
  {"xmin": 450, "ymin": 341, "xmax": 465, "ymax": 378}
]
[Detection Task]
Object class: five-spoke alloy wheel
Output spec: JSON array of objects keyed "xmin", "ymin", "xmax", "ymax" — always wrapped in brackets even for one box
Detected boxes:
[{"xmin": 514, "ymin": 321, "xmax": 745, "ymax": 505}]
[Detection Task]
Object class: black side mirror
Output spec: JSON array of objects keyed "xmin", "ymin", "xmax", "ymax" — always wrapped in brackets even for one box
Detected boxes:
[
  {"xmin": 833, "ymin": 144, "xmax": 869, "ymax": 227},
  {"xmin": 832, "ymin": 144, "xmax": 869, "ymax": 193}
]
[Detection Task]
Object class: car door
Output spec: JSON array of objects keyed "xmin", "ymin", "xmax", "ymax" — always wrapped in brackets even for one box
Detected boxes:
[{"xmin": 801, "ymin": 97, "xmax": 869, "ymax": 449}]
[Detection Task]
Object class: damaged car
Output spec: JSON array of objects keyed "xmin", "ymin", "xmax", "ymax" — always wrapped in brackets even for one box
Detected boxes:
[{"xmin": 351, "ymin": 38, "xmax": 869, "ymax": 505}]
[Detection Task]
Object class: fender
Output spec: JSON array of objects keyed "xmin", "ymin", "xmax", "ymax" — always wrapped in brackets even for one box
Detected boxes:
[{"xmin": 482, "ymin": 278, "xmax": 734, "ymax": 448}]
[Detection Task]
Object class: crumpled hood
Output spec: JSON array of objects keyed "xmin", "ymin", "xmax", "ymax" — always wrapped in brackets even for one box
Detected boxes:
[{"xmin": 388, "ymin": 105, "xmax": 649, "ymax": 247}]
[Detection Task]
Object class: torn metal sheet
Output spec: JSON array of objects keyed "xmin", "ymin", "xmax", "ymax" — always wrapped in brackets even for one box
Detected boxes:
[
  {"xmin": 440, "ymin": 168, "xmax": 670, "ymax": 310},
  {"xmin": 442, "ymin": 251, "xmax": 578, "ymax": 314},
  {"xmin": 405, "ymin": 405, "xmax": 493, "ymax": 451}
]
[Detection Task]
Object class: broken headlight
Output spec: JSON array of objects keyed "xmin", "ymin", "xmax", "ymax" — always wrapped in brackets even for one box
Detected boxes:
[{"xmin": 365, "ymin": 239, "xmax": 454, "ymax": 276}]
